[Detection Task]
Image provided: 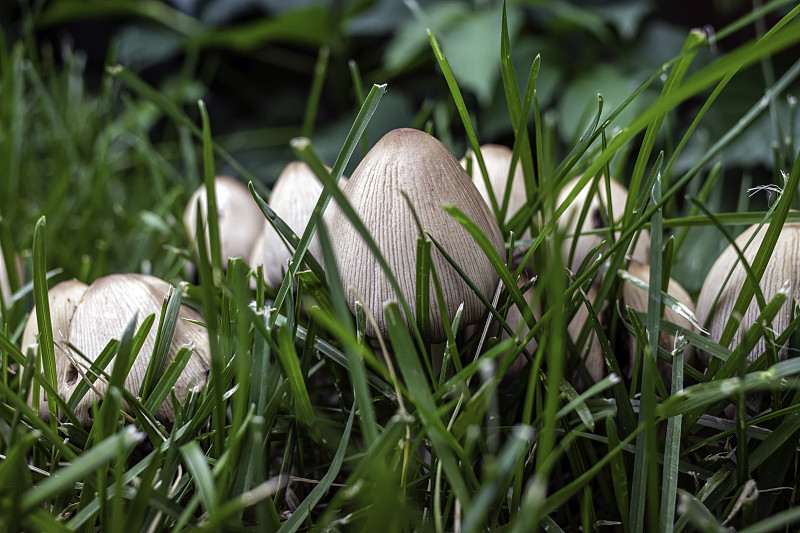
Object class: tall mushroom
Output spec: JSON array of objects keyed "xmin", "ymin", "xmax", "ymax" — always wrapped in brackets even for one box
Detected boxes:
[
  {"xmin": 556, "ymin": 175, "xmax": 649, "ymax": 275},
  {"xmin": 184, "ymin": 176, "xmax": 264, "ymax": 268},
  {"xmin": 696, "ymin": 222, "xmax": 800, "ymax": 364},
  {"xmin": 249, "ymin": 161, "xmax": 328, "ymax": 288},
  {"xmin": 63, "ymin": 273, "xmax": 210, "ymax": 424},
  {"xmin": 21, "ymin": 279, "xmax": 89, "ymax": 420},
  {"xmin": 325, "ymin": 128, "xmax": 505, "ymax": 342}
]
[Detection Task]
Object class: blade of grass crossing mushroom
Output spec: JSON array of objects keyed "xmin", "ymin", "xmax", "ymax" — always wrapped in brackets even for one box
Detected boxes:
[
  {"xmin": 427, "ymin": 29, "xmax": 499, "ymax": 219},
  {"xmin": 194, "ymin": 208, "xmax": 225, "ymax": 457},
  {"xmin": 441, "ymin": 205, "xmax": 532, "ymax": 330},
  {"xmin": 274, "ymin": 83, "xmax": 385, "ymax": 330},
  {"xmin": 65, "ymin": 339, "xmax": 118, "ymax": 413},
  {"xmin": 384, "ymin": 301, "xmax": 474, "ymax": 505},
  {"xmin": 317, "ymin": 219, "xmax": 378, "ymax": 446},
  {"xmin": 144, "ymin": 345, "xmax": 194, "ymax": 414},
  {"xmin": 198, "ymin": 99, "xmax": 223, "ymax": 279},
  {"xmin": 716, "ymin": 151, "xmax": 800, "ymax": 356},
  {"xmin": 140, "ymin": 284, "xmax": 181, "ymax": 400},
  {"xmin": 32, "ymin": 216, "xmax": 57, "ymax": 426},
  {"xmin": 277, "ymin": 404, "xmax": 355, "ymax": 533},
  {"xmin": 293, "ymin": 135, "xmax": 429, "ymax": 357}
]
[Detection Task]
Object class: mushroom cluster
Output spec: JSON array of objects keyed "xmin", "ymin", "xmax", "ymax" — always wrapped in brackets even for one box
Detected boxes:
[
  {"xmin": 22, "ymin": 273, "xmax": 210, "ymax": 425},
  {"xmin": 696, "ymin": 222, "xmax": 800, "ymax": 364},
  {"xmin": 325, "ymin": 128, "xmax": 505, "ymax": 342}
]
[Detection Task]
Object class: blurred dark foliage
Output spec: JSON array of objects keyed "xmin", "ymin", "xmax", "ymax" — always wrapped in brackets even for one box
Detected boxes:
[{"xmin": 1, "ymin": 0, "xmax": 797, "ymax": 184}]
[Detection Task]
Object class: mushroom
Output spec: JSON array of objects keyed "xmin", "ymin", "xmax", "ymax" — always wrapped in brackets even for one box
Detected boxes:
[
  {"xmin": 556, "ymin": 175, "xmax": 649, "ymax": 275},
  {"xmin": 325, "ymin": 128, "xmax": 505, "ymax": 342},
  {"xmin": 461, "ymin": 144, "xmax": 527, "ymax": 227},
  {"xmin": 62, "ymin": 273, "xmax": 210, "ymax": 424},
  {"xmin": 184, "ymin": 176, "xmax": 264, "ymax": 268},
  {"xmin": 21, "ymin": 279, "xmax": 89, "ymax": 420},
  {"xmin": 567, "ymin": 285, "xmax": 606, "ymax": 384},
  {"xmin": 696, "ymin": 222, "xmax": 800, "ymax": 364},
  {"xmin": 248, "ymin": 161, "xmax": 330, "ymax": 288},
  {"xmin": 621, "ymin": 260, "xmax": 695, "ymax": 383}
]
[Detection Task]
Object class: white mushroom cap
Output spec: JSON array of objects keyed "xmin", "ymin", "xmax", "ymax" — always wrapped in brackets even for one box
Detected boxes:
[
  {"xmin": 696, "ymin": 222, "xmax": 800, "ymax": 363},
  {"xmin": 326, "ymin": 128, "xmax": 506, "ymax": 342},
  {"xmin": 621, "ymin": 260, "xmax": 694, "ymax": 380},
  {"xmin": 22, "ymin": 279, "xmax": 89, "ymax": 420},
  {"xmin": 184, "ymin": 176, "xmax": 264, "ymax": 264},
  {"xmin": 556, "ymin": 175, "xmax": 650, "ymax": 275},
  {"xmin": 248, "ymin": 161, "xmax": 326, "ymax": 288},
  {"xmin": 461, "ymin": 144, "xmax": 527, "ymax": 227},
  {"xmin": 64, "ymin": 273, "xmax": 210, "ymax": 425}
]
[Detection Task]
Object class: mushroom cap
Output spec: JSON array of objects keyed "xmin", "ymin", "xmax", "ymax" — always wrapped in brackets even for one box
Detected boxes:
[
  {"xmin": 22, "ymin": 279, "xmax": 89, "ymax": 420},
  {"xmin": 326, "ymin": 128, "xmax": 505, "ymax": 342},
  {"xmin": 248, "ymin": 161, "xmax": 326, "ymax": 288},
  {"xmin": 184, "ymin": 176, "xmax": 264, "ymax": 263},
  {"xmin": 696, "ymin": 222, "xmax": 800, "ymax": 363},
  {"xmin": 621, "ymin": 260, "xmax": 695, "ymax": 379},
  {"xmin": 556, "ymin": 175, "xmax": 649, "ymax": 274},
  {"xmin": 64, "ymin": 273, "xmax": 210, "ymax": 424},
  {"xmin": 461, "ymin": 144, "xmax": 527, "ymax": 227}
]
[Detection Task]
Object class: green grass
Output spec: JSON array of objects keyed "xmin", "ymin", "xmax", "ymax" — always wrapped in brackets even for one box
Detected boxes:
[{"xmin": 2, "ymin": 1, "xmax": 800, "ymax": 531}]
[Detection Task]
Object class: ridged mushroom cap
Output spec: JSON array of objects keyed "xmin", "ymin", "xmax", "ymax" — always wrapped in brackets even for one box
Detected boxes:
[
  {"xmin": 461, "ymin": 144, "xmax": 527, "ymax": 227},
  {"xmin": 22, "ymin": 279, "xmax": 89, "ymax": 420},
  {"xmin": 184, "ymin": 176, "xmax": 264, "ymax": 263},
  {"xmin": 249, "ymin": 162, "xmax": 326, "ymax": 288},
  {"xmin": 325, "ymin": 128, "xmax": 505, "ymax": 342},
  {"xmin": 621, "ymin": 261, "xmax": 694, "ymax": 380},
  {"xmin": 64, "ymin": 273, "xmax": 210, "ymax": 425},
  {"xmin": 696, "ymin": 222, "xmax": 800, "ymax": 363},
  {"xmin": 556, "ymin": 175, "xmax": 649, "ymax": 274}
]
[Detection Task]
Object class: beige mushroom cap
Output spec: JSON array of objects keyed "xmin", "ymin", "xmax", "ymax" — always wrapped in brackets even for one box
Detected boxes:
[
  {"xmin": 556, "ymin": 175, "xmax": 649, "ymax": 274},
  {"xmin": 22, "ymin": 279, "xmax": 89, "ymax": 420},
  {"xmin": 696, "ymin": 222, "xmax": 800, "ymax": 363},
  {"xmin": 461, "ymin": 144, "xmax": 527, "ymax": 227},
  {"xmin": 64, "ymin": 273, "xmax": 210, "ymax": 425},
  {"xmin": 184, "ymin": 176, "xmax": 264, "ymax": 264},
  {"xmin": 249, "ymin": 162, "xmax": 327, "ymax": 288},
  {"xmin": 326, "ymin": 128, "xmax": 506, "ymax": 342},
  {"xmin": 622, "ymin": 261, "xmax": 695, "ymax": 380}
]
